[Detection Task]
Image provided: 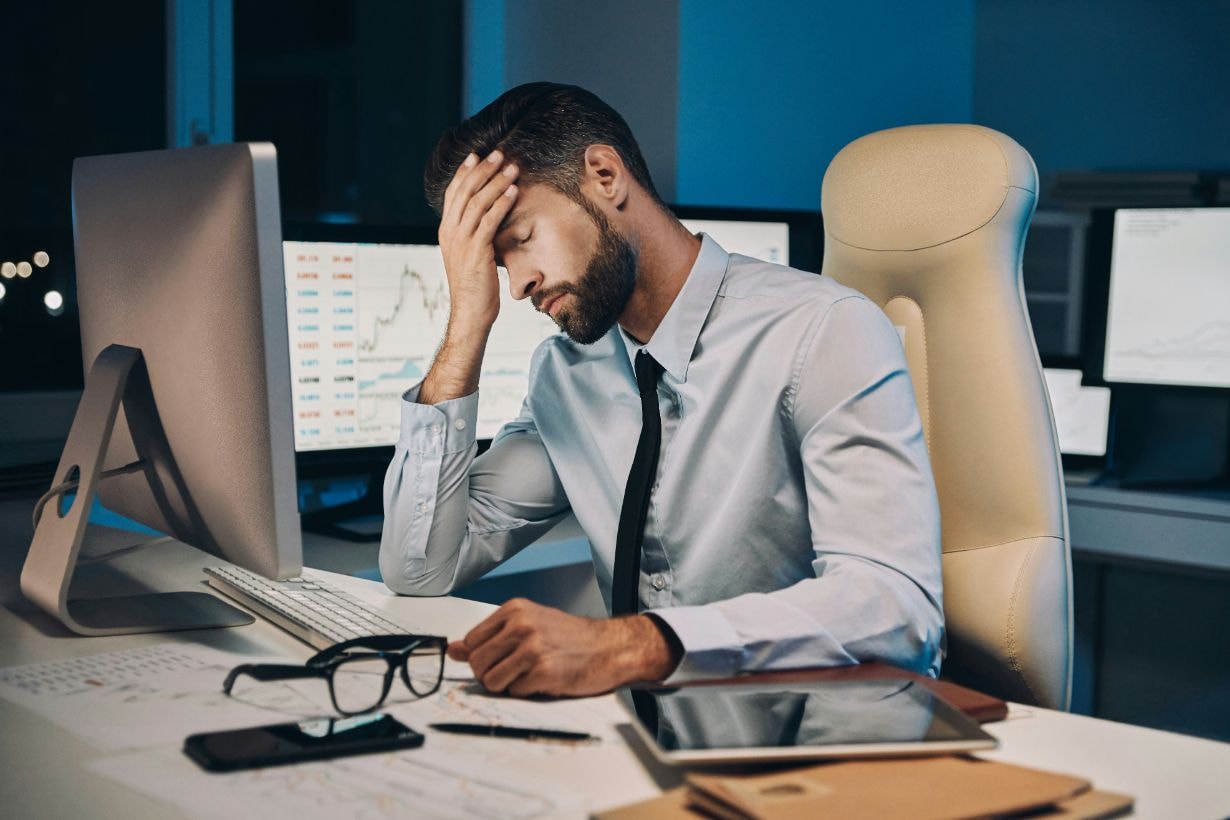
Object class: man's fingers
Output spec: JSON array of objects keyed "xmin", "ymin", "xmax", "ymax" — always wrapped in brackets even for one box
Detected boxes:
[
  {"xmin": 459, "ymin": 163, "xmax": 519, "ymax": 237},
  {"xmin": 462, "ymin": 607, "xmax": 511, "ymax": 651},
  {"xmin": 467, "ymin": 631, "xmax": 519, "ymax": 681},
  {"xmin": 443, "ymin": 150, "xmax": 506, "ymax": 228},
  {"xmin": 446, "ymin": 641, "xmax": 470, "ymax": 662},
  {"xmin": 479, "ymin": 645, "xmax": 536, "ymax": 693},
  {"xmin": 507, "ymin": 672, "xmax": 548, "ymax": 698},
  {"xmin": 474, "ymin": 183, "xmax": 518, "ymax": 243},
  {"xmin": 441, "ymin": 152, "xmax": 479, "ymax": 224}
]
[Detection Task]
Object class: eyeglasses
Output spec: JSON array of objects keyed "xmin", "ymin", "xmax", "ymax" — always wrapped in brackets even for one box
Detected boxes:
[{"xmin": 223, "ymin": 634, "xmax": 446, "ymax": 716}]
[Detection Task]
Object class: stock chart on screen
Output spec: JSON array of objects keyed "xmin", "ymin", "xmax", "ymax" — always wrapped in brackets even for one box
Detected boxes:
[{"xmin": 283, "ymin": 241, "xmax": 558, "ymax": 451}]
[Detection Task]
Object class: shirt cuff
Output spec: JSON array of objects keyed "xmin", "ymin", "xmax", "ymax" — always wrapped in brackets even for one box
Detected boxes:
[
  {"xmin": 645, "ymin": 604, "xmax": 743, "ymax": 685},
  {"xmin": 399, "ymin": 383, "xmax": 479, "ymax": 455}
]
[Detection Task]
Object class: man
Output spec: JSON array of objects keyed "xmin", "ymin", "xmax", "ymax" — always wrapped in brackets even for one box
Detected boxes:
[{"xmin": 380, "ymin": 82, "xmax": 943, "ymax": 698}]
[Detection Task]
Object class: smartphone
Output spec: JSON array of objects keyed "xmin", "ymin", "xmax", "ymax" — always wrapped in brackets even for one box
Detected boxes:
[{"xmin": 183, "ymin": 712, "xmax": 424, "ymax": 772}]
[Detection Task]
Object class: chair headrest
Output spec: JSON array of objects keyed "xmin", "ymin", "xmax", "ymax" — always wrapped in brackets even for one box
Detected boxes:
[{"xmin": 821, "ymin": 124, "xmax": 1037, "ymax": 252}]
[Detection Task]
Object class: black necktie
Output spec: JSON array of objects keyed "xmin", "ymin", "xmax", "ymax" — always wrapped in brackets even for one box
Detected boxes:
[{"xmin": 612, "ymin": 350, "xmax": 665, "ymax": 616}]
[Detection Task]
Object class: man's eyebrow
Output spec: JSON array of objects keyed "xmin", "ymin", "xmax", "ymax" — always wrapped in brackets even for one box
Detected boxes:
[{"xmin": 496, "ymin": 208, "xmax": 530, "ymax": 238}]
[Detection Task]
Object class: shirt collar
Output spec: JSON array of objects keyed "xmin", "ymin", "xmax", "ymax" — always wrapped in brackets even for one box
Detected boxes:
[{"xmin": 618, "ymin": 233, "xmax": 729, "ymax": 382}]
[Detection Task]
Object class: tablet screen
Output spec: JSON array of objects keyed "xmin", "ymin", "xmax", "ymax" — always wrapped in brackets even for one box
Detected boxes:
[{"xmin": 617, "ymin": 678, "xmax": 997, "ymax": 764}]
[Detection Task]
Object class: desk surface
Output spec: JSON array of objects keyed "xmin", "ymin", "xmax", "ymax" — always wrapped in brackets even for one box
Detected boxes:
[{"xmin": 1, "ymin": 500, "xmax": 1229, "ymax": 818}]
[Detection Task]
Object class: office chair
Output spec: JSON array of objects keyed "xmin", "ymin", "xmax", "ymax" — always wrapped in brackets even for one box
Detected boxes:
[{"xmin": 820, "ymin": 124, "xmax": 1073, "ymax": 710}]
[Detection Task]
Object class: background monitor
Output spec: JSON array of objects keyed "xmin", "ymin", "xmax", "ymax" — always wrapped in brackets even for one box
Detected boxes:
[
  {"xmin": 285, "ymin": 205, "xmax": 824, "ymax": 458},
  {"xmin": 281, "ymin": 225, "xmax": 558, "ymax": 452},
  {"xmin": 1101, "ymin": 207, "xmax": 1230, "ymax": 389},
  {"xmin": 285, "ymin": 210, "xmax": 822, "ymax": 539},
  {"xmin": 1022, "ymin": 210, "xmax": 1090, "ymax": 362},
  {"xmin": 1042, "ymin": 368, "xmax": 1111, "ymax": 460},
  {"xmin": 22, "ymin": 143, "xmax": 300, "ymax": 634},
  {"xmin": 671, "ymin": 205, "xmax": 824, "ymax": 273}
]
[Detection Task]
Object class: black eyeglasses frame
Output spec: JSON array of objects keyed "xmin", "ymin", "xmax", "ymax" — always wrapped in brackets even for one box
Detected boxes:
[{"xmin": 223, "ymin": 634, "xmax": 447, "ymax": 716}]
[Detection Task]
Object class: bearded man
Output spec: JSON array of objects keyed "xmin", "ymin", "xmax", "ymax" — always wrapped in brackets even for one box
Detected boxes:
[{"xmin": 380, "ymin": 82, "xmax": 944, "ymax": 697}]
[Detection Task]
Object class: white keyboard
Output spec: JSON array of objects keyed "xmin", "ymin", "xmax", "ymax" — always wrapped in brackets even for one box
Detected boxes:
[{"xmin": 204, "ymin": 565, "xmax": 408, "ymax": 650}]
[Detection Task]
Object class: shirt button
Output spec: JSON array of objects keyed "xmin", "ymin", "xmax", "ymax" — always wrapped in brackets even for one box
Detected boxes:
[
  {"xmin": 454, "ymin": 419, "xmax": 467, "ymax": 431},
  {"xmin": 416, "ymin": 502, "xmax": 427, "ymax": 513},
  {"xmin": 651, "ymin": 574, "xmax": 667, "ymax": 591},
  {"xmin": 430, "ymin": 424, "xmax": 442, "ymax": 435}
]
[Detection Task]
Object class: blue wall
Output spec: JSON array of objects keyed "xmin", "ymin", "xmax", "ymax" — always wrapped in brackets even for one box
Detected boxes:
[
  {"xmin": 675, "ymin": 0, "xmax": 975, "ymax": 209},
  {"xmin": 463, "ymin": 0, "xmax": 507, "ymax": 117},
  {"xmin": 973, "ymin": 0, "xmax": 1230, "ymax": 179},
  {"xmin": 466, "ymin": 1, "xmax": 1229, "ymax": 209}
]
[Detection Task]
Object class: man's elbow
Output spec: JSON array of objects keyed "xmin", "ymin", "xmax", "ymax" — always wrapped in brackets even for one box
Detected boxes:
[
  {"xmin": 864, "ymin": 575, "xmax": 944, "ymax": 677},
  {"xmin": 377, "ymin": 545, "xmax": 460, "ymax": 597},
  {"xmin": 894, "ymin": 587, "xmax": 945, "ymax": 677}
]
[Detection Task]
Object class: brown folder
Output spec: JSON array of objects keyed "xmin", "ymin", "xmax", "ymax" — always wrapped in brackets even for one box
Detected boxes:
[
  {"xmin": 593, "ymin": 758, "xmax": 1134, "ymax": 820},
  {"xmin": 686, "ymin": 756, "xmax": 1089, "ymax": 820}
]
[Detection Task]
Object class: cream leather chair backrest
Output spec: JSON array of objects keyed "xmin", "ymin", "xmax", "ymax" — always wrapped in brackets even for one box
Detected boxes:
[{"xmin": 820, "ymin": 124, "xmax": 1072, "ymax": 709}]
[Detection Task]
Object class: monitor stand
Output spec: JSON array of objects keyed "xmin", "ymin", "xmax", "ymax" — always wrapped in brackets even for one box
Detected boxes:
[{"xmin": 20, "ymin": 344, "xmax": 253, "ymax": 636}]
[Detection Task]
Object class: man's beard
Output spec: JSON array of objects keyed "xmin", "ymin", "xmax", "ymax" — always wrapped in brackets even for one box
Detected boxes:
[{"xmin": 532, "ymin": 202, "xmax": 637, "ymax": 345}]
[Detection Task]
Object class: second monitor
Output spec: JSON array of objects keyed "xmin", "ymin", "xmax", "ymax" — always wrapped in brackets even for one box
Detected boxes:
[{"xmin": 284, "ymin": 207, "xmax": 822, "ymax": 454}]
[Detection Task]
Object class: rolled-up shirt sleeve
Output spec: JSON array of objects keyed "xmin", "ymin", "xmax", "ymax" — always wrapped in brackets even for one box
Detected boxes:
[
  {"xmin": 380, "ymin": 355, "xmax": 572, "ymax": 596},
  {"xmin": 649, "ymin": 296, "xmax": 944, "ymax": 683}
]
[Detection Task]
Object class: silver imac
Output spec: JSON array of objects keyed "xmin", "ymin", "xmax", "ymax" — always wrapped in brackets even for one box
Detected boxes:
[{"xmin": 21, "ymin": 143, "xmax": 301, "ymax": 636}]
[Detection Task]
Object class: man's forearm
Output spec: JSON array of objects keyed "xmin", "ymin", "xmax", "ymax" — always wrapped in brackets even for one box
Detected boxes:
[{"xmin": 418, "ymin": 314, "xmax": 492, "ymax": 405}]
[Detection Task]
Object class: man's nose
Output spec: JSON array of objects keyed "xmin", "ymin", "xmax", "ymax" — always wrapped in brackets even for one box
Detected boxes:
[{"xmin": 507, "ymin": 265, "xmax": 542, "ymax": 301}]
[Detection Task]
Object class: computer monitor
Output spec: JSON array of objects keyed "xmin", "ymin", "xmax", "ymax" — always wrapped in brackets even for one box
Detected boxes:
[
  {"xmin": 671, "ymin": 205, "xmax": 824, "ymax": 273},
  {"xmin": 284, "ymin": 208, "xmax": 823, "ymax": 539},
  {"xmin": 21, "ymin": 143, "xmax": 300, "ymax": 636},
  {"xmin": 1023, "ymin": 210, "xmax": 1090, "ymax": 362},
  {"xmin": 280, "ymin": 225, "xmax": 561, "ymax": 541},
  {"xmin": 281, "ymin": 225, "xmax": 558, "ymax": 451},
  {"xmin": 284, "ymin": 206, "xmax": 823, "ymax": 460},
  {"xmin": 1042, "ymin": 368, "xmax": 1111, "ymax": 462},
  {"xmin": 1101, "ymin": 207, "xmax": 1230, "ymax": 389}
]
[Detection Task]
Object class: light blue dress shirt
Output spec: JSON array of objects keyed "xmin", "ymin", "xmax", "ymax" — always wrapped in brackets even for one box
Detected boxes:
[{"xmin": 381, "ymin": 235, "xmax": 944, "ymax": 683}]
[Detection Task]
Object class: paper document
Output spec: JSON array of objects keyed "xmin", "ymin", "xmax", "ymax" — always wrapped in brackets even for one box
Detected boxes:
[
  {"xmin": 0, "ymin": 643, "xmax": 211, "ymax": 697},
  {"xmin": 6, "ymin": 642, "xmax": 658, "ymax": 816},
  {"xmin": 88, "ymin": 677, "xmax": 646, "ymax": 820},
  {"xmin": 91, "ymin": 740, "xmax": 593, "ymax": 820},
  {"xmin": 0, "ymin": 643, "xmax": 330, "ymax": 751}
]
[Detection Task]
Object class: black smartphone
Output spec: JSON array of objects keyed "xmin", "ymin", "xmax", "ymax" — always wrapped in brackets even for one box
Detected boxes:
[{"xmin": 183, "ymin": 712, "xmax": 424, "ymax": 772}]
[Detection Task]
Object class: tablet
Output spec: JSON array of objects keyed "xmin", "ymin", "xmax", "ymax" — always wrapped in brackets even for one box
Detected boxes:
[{"xmin": 616, "ymin": 677, "xmax": 998, "ymax": 765}]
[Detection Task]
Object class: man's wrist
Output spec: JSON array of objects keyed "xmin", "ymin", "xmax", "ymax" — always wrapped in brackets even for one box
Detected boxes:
[
  {"xmin": 418, "ymin": 316, "xmax": 492, "ymax": 405},
  {"xmin": 446, "ymin": 307, "xmax": 498, "ymax": 344},
  {"xmin": 616, "ymin": 614, "xmax": 683, "ymax": 683}
]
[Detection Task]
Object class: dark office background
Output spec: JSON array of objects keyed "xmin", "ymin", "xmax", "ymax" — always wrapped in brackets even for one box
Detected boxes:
[
  {"xmin": 0, "ymin": 1, "xmax": 166, "ymax": 392},
  {"xmin": 2, "ymin": 0, "xmax": 1229, "ymax": 740},
  {"xmin": 0, "ymin": 0, "xmax": 460, "ymax": 392}
]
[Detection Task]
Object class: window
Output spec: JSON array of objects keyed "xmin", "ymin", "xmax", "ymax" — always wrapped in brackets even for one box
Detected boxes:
[
  {"xmin": 234, "ymin": 1, "xmax": 462, "ymax": 225},
  {"xmin": 0, "ymin": 1, "xmax": 166, "ymax": 391}
]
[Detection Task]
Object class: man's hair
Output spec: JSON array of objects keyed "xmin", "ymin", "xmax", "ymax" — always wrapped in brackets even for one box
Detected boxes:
[{"xmin": 424, "ymin": 82, "xmax": 664, "ymax": 216}]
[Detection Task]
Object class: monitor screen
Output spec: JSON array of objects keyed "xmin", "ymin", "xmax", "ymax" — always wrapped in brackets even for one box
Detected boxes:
[
  {"xmin": 1042, "ymin": 368, "xmax": 1111, "ymax": 457},
  {"xmin": 679, "ymin": 218, "xmax": 790, "ymax": 266},
  {"xmin": 1103, "ymin": 208, "xmax": 1230, "ymax": 388},
  {"xmin": 672, "ymin": 205, "xmax": 823, "ymax": 273},
  {"xmin": 285, "ymin": 213, "xmax": 812, "ymax": 453},
  {"xmin": 284, "ymin": 240, "xmax": 557, "ymax": 450}
]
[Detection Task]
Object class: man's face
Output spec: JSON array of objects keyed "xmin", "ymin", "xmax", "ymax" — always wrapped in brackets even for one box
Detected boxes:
[{"xmin": 494, "ymin": 182, "xmax": 636, "ymax": 345}]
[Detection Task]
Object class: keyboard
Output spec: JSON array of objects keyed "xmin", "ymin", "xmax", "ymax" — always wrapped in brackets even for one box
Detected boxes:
[{"xmin": 204, "ymin": 565, "xmax": 409, "ymax": 650}]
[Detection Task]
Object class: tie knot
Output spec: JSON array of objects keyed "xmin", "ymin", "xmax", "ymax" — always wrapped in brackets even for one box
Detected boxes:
[{"xmin": 635, "ymin": 351, "xmax": 663, "ymax": 396}]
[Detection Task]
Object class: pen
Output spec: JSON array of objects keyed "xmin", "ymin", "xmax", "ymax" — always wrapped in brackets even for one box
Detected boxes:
[{"xmin": 428, "ymin": 722, "xmax": 597, "ymax": 743}]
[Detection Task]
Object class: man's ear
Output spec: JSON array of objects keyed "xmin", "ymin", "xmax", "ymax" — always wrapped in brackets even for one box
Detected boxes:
[{"xmin": 582, "ymin": 144, "xmax": 629, "ymax": 210}]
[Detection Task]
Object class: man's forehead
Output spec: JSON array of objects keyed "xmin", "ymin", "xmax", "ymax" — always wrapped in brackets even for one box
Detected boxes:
[
  {"xmin": 498, "ymin": 183, "xmax": 560, "ymax": 230},
  {"xmin": 497, "ymin": 204, "xmax": 531, "ymax": 236}
]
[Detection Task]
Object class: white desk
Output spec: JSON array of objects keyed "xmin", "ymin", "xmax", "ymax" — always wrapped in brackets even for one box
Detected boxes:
[{"xmin": 1, "ymin": 505, "xmax": 1229, "ymax": 818}]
